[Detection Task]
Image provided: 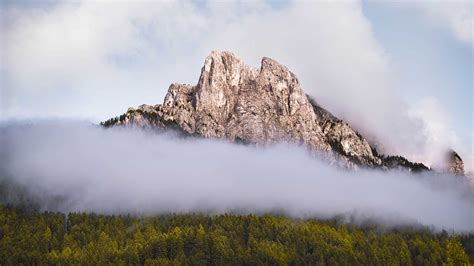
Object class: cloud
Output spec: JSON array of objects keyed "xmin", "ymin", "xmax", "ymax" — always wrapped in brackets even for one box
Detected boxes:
[
  {"xmin": 404, "ymin": 97, "xmax": 473, "ymax": 174},
  {"xmin": 1, "ymin": 1, "xmax": 470, "ymax": 175},
  {"xmin": 414, "ymin": 1, "xmax": 473, "ymax": 46},
  {"xmin": 1, "ymin": 121, "xmax": 473, "ymax": 232},
  {"xmin": 1, "ymin": 1, "xmax": 209, "ymax": 119},
  {"xmin": 372, "ymin": 0, "xmax": 473, "ymax": 45}
]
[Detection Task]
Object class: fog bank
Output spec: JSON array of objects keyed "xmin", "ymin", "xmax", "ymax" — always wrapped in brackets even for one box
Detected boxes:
[{"xmin": 1, "ymin": 121, "xmax": 473, "ymax": 232}]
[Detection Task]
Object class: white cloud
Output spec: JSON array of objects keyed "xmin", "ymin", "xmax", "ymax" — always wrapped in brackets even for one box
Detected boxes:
[
  {"xmin": 2, "ymin": 121, "xmax": 473, "ymax": 232},
  {"xmin": 408, "ymin": 98, "xmax": 459, "ymax": 166},
  {"xmin": 1, "ymin": 0, "xmax": 469, "ymax": 170},
  {"xmin": 377, "ymin": 0, "xmax": 473, "ymax": 46},
  {"xmin": 416, "ymin": 0, "xmax": 473, "ymax": 46},
  {"xmin": 1, "ymin": 1, "xmax": 208, "ymax": 119}
]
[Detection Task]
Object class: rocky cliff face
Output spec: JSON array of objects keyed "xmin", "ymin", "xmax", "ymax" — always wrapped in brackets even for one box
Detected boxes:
[
  {"xmin": 446, "ymin": 150, "xmax": 465, "ymax": 176},
  {"xmin": 103, "ymin": 51, "xmax": 435, "ymax": 171}
]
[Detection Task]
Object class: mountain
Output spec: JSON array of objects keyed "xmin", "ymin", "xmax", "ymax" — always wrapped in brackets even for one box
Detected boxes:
[
  {"xmin": 102, "ymin": 51, "xmax": 453, "ymax": 172},
  {"xmin": 447, "ymin": 150, "xmax": 465, "ymax": 176}
]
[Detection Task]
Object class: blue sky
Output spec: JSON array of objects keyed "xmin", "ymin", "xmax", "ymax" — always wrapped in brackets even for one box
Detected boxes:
[
  {"xmin": 1, "ymin": 0, "xmax": 472, "ymax": 170},
  {"xmin": 363, "ymin": 1, "xmax": 472, "ymax": 135}
]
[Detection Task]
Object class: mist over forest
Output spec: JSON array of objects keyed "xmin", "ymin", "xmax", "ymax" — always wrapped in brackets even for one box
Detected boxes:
[
  {"xmin": 1, "ymin": 120, "xmax": 473, "ymax": 233},
  {"xmin": 1, "ymin": 0, "xmax": 473, "ymax": 264}
]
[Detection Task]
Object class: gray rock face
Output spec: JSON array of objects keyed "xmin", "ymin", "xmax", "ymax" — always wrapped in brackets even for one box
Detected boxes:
[
  {"xmin": 102, "ymin": 51, "xmax": 427, "ymax": 171},
  {"xmin": 447, "ymin": 150, "xmax": 465, "ymax": 176}
]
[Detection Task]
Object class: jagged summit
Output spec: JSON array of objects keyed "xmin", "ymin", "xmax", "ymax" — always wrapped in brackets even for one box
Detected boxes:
[
  {"xmin": 102, "ymin": 51, "xmax": 435, "ymax": 171},
  {"xmin": 447, "ymin": 150, "xmax": 465, "ymax": 176}
]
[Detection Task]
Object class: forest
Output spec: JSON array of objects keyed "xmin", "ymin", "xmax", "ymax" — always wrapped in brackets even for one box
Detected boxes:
[{"xmin": 0, "ymin": 204, "xmax": 472, "ymax": 265}]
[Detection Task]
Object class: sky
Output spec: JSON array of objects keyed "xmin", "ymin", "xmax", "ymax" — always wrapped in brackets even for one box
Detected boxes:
[{"xmin": 0, "ymin": 0, "xmax": 472, "ymax": 171}]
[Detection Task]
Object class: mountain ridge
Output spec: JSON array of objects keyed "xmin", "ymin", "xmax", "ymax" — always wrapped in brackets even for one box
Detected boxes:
[{"xmin": 102, "ymin": 51, "xmax": 462, "ymax": 173}]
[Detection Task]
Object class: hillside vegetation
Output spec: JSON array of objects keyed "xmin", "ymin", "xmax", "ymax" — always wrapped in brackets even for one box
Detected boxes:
[{"xmin": 0, "ymin": 205, "xmax": 471, "ymax": 265}]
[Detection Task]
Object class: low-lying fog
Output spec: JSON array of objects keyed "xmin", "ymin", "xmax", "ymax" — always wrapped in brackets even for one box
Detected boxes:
[{"xmin": 1, "ymin": 120, "xmax": 473, "ymax": 232}]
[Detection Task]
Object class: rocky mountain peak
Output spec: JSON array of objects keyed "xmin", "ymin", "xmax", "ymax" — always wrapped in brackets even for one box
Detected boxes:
[
  {"xmin": 102, "ymin": 51, "xmax": 432, "ymax": 171},
  {"xmin": 446, "ymin": 150, "xmax": 465, "ymax": 176}
]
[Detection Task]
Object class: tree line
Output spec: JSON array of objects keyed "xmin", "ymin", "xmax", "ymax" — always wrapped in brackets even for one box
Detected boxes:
[{"xmin": 0, "ymin": 205, "xmax": 471, "ymax": 265}]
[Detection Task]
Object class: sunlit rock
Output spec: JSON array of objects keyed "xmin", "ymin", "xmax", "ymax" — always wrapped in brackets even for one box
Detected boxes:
[{"xmin": 103, "ymin": 51, "xmax": 428, "ymax": 171}]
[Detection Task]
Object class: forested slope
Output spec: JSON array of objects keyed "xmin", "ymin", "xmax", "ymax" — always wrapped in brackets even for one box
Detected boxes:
[{"xmin": 0, "ymin": 205, "xmax": 471, "ymax": 265}]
